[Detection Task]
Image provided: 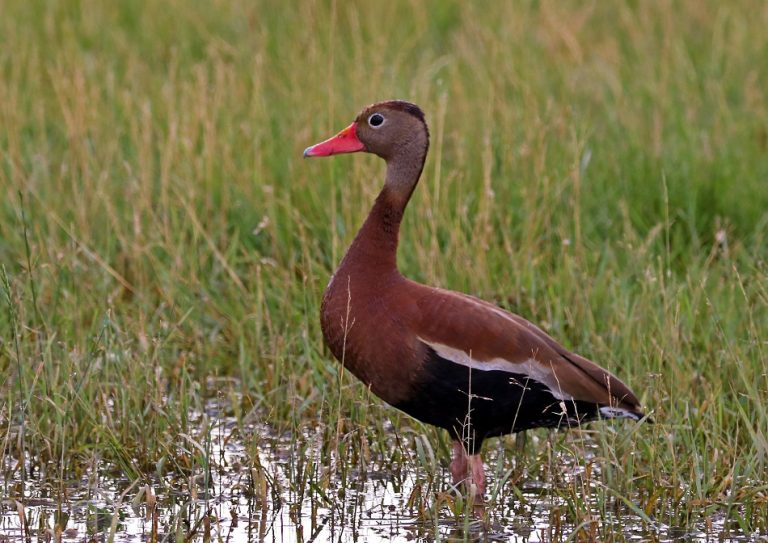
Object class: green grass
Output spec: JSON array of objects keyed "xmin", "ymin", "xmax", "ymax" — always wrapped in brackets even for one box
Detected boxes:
[{"xmin": 1, "ymin": 0, "xmax": 767, "ymax": 539}]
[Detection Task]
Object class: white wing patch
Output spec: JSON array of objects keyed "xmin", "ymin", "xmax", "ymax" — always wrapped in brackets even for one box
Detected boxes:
[
  {"xmin": 419, "ymin": 338, "xmax": 574, "ymax": 401},
  {"xmin": 599, "ymin": 406, "xmax": 643, "ymax": 421}
]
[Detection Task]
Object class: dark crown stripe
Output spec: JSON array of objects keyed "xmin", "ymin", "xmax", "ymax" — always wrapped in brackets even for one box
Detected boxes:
[{"xmin": 380, "ymin": 100, "xmax": 426, "ymax": 123}]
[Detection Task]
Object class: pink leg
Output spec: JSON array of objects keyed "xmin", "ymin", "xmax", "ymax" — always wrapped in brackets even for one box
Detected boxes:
[
  {"xmin": 450, "ymin": 441, "xmax": 469, "ymax": 486},
  {"xmin": 468, "ymin": 454, "xmax": 486, "ymax": 498},
  {"xmin": 450, "ymin": 441, "xmax": 486, "ymax": 500}
]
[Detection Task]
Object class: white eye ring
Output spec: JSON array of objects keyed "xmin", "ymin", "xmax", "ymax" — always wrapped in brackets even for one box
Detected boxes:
[{"xmin": 368, "ymin": 113, "xmax": 385, "ymax": 128}]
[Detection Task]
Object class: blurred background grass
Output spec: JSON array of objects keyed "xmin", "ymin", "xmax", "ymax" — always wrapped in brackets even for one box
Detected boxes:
[{"xmin": 1, "ymin": 0, "xmax": 767, "ymax": 533}]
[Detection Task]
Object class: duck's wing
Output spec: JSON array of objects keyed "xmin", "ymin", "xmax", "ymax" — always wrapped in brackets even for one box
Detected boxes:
[{"xmin": 407, "ymin": 284, "xmax": 643, "ymax": 417}]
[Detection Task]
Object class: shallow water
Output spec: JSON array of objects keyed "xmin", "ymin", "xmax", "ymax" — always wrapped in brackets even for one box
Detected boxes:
[{"xmin": 0, "ymin": 400, "xmax": 755, "ymax": 542}]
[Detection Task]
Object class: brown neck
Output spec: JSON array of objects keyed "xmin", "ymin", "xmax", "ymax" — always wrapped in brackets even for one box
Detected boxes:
[
  {"xmin": 339, "ymin": 187, "xmax": 404, "ymax": 275},
  {"xmin": 339, "ymin": 141, "xmax": 428, "ymax": 275}
]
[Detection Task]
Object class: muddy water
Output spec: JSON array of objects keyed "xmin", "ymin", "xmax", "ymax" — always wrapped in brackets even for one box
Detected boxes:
[{"xmin": 0, "ymin": 402, "xmax": 751, "ymax": 542}]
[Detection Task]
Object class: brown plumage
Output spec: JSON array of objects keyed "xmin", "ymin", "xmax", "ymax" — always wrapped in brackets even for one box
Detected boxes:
[{"xmin": 304, "ymin": 100, "xmax": 646, "ymax": 498}]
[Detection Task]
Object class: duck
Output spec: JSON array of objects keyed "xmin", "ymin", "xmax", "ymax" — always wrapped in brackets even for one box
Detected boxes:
[{"xmin": 304, "ymin": 100, "xmax": 646, "ymax": 499}]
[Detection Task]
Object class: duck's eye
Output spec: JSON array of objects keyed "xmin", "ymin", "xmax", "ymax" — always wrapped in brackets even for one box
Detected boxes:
[{"xmin": 368, "ymin": 113, "xmax": 385, "ymax": 128}]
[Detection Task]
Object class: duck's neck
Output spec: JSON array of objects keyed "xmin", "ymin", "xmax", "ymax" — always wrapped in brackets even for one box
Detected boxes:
[{"xmin": 340, "ymin": 145, "xmax": 427, "ymax": 276}]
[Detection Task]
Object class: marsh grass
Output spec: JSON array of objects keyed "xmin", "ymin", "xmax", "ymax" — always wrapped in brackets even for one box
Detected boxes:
[{"xmin": 1, "ymin": 0, "xmax": 767, "ymax": 539}]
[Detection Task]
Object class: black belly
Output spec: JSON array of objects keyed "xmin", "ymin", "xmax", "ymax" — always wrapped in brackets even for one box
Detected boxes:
[{"xmin": 394, "ymin": 348, "xmax": 601, "ymax": 454}]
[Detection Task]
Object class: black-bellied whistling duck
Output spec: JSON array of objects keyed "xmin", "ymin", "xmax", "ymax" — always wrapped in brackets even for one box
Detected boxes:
[{"xmin": 304, "ymin": 100, "xmax": 646, "ymax": 498}]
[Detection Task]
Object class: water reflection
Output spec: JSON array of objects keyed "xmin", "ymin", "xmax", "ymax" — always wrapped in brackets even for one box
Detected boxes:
[{"xmin": 0, "ymin": 400, "xmax": 752, "ymax": 542}]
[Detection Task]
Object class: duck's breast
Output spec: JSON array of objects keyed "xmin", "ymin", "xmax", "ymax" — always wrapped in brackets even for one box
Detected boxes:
[{"xmin": 320, "ymin": 268, "xmax": 423, "ymax": 405}]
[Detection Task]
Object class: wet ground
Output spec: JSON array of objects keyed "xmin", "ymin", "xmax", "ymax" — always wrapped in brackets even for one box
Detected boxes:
[{"xmin": 0, "ymin": 400, "xmax": 755, "ymax": 542}]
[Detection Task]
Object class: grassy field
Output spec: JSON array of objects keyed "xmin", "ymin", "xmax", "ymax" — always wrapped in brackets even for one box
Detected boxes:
[{"xmin": 1, "ymin": 0, "xmax": 767, "ymax": 539}]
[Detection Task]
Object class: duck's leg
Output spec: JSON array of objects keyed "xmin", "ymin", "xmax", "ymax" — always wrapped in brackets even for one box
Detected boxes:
[
  {"xmin": 467, "ymin": 453, "xmax": 486, "ymax": 498},
  {"xmin": 450, "ymin": 441, "xmax": 486, "ymax": 499},
  {"xmin": 450, "ymin": 440, "xmax": 469, "ymax": 486}
]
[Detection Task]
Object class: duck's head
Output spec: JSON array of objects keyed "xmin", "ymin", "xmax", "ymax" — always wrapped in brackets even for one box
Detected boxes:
[{"xmin": 304, "ymin": 100, "xmax": 429, "ymax": 162}]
